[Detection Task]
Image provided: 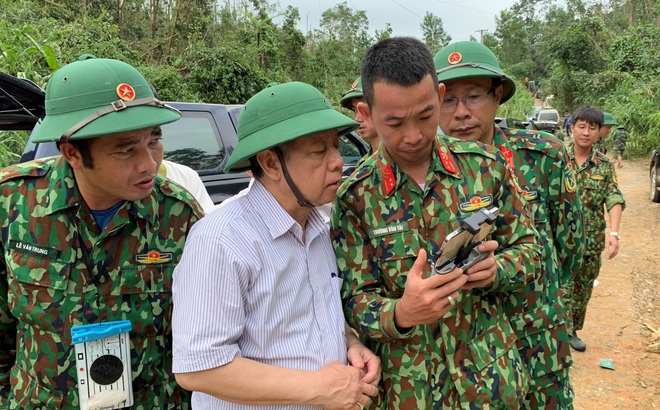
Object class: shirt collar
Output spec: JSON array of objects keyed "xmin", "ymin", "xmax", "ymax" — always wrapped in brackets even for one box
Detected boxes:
[{"xmin": 247, "ymin": 179, "xmax": 325, "ymax": 242}]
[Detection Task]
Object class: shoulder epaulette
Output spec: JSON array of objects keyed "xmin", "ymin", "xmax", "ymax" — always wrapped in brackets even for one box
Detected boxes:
[
  {"xmin": 443, "ymin": 137, "xmax": 497, "ymax": 160},
  {"xmin": 594, "ymin": 150, "xmax": 614, "ymax": 164},
  {"xmin": 0, "ymin": 158, "xmax": 54, "ymax": 184},
  {"xmin": 504, "ymin": 128, "xmax": 565, "ymax": 159},
  {"xmin": 156, "ymin": 176, "xmax": 204, "ymax": 213},
  {"xmin": 336, "ymin": 160, "xmax": 374, "ymax": 199}
]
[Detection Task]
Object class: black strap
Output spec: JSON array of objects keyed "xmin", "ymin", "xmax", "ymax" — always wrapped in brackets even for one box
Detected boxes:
[
  {"xmin": 60, "ymin": 97, "xmax": 179, "ymax": 142},
  {"xmin": 274, "ymin": 149, "xmax": 315, "ymax": 208}
]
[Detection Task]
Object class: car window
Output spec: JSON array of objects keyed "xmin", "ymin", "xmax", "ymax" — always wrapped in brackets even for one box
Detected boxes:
[
  {"xmin": 339, "ymin": 133, "xmax": 363, "ymax": 165},
  {"xmin": 538, "ymin": 111, "xmax": 559, "ymax": 121},
  {"xmin": 162, "ymin": 111, "xmax": 225, "ymax": 171}
]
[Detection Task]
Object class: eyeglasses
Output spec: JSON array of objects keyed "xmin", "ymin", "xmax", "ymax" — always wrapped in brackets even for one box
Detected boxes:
[{"xmin": 440, "ymin": 87, "xmax": 495, "ymax": 112}]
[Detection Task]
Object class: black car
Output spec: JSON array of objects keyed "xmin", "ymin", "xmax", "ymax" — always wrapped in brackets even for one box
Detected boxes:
[
  {"xmin": 1, "ymin": 71, "xmax": 369, "ymax": 204},
  {"xmin": 494, "ymin": 117, "xmax": 526, "ymax": 130},
  {"xmin": 650, "ymin": 147, "xmax": 660, "ymax": 203}
]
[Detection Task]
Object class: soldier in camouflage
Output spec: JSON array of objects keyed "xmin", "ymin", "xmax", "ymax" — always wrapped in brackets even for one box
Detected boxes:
[
  {"xmin": 331, "ymin": 37, "xmax": 542, "ymax": 410},
  {"xmin": 0, "ymin": 57, "xmax": 202, "ymax": 408},
  {"xmin": 340, "ymin": 75, "xmax": 380, "ymax": 154},
  {"xmin": 613, "ymin": 125, "xmax": 629, "ymax": 169},
  {"xmin": 564, "ymin": 106, "xmax": 625, "ymax": 353},
  {"xmin": 434, "ymin": 41, "xmax": 584, "ymax": 409},
  {"xmin": 593, "ymin": 111, "xmax": 617, "ymax": 155}
]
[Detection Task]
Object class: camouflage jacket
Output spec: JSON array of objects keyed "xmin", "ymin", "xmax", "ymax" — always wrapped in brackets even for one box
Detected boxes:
[
  {"xmin": 568, "ymin": 148, "xmax": 626, "ymax": 255},
  {"xmin": 331, "ymin": 136, "xmax": 541, "ymax": 410},
  {"xmin": 0, "ymin": 157, "xmax": 202, "ymax": 409},
  {"xmin": 613, "ymin": 130, "xmax": 629, "ymax": 157},
  {"xmin": 494, "ymin": 128, "xmax": 585, "ymax": 385}
]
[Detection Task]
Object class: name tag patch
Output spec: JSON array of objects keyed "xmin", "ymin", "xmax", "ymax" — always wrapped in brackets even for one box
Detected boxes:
[
  {"xmin": 369, "ymin": 222, "xmax": 410, "ymax": 238},
  {"xmin": 9, "ymin": 240, "xmax": 60, "ymax": 259}
]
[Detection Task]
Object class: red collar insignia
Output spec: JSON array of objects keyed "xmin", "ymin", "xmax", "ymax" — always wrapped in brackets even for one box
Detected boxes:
[
  {"xmin": 382, "ymin": 164, "xmax": 396, "ymax": 195},
  {"xmin": 438, "ymin": 149, "xmax": 458, "ymax": 174},
  {"xmin": 117, "ymin": 83, "xmax": 136, "ymax": 101},
  {"xmin": 500, "ymin": 146, "xmax": 515, "ymax": 168}
]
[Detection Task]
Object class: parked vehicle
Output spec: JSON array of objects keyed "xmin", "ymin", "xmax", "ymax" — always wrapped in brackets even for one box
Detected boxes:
[
  {"xmin": 494, "ymin": 117, "xmax": 526, "ymax": 130},
  {"xmin": 650, "ymin": 147, "xmax": 660, "ymax": 203},
  {"xmin": 1, "ymin": 72, "xmax": 369, "ymax": 204},
  {"xmin": 532, "ymin": 108, "xmax": 560, "ymax": 134}
]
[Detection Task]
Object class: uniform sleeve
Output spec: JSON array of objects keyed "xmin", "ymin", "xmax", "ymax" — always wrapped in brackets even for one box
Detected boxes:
[
  {"xmin": 550, "ymin": 149, "xmax": 585, "ymax": 284},
  {"xmin": 0, "ymin": 242, "xmax": 15, "ymax": 402},
  {"xmin": 605, "ymin": 162, "xmax": 626, "ymax": 211},
  {"xmin": 331, "ymin": 196, "xmax": 414, "ymax": 343},
  {"xmin": 487, "ymin": 162, "xmax": 542, "ymax": 294}
]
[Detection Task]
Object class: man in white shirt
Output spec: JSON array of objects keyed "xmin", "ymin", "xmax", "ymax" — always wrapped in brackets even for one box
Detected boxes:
[{"xmin": 172, "ymin": 82, "xmax": 380, "ymax": 410}]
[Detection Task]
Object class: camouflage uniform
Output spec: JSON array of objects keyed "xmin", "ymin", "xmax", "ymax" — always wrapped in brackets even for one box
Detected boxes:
[
  {"xmin": 563, "ymin": 148, "xmax": 625, "ymax": 335},
  {"xmin": 593, "ymin": 138, "xmax": 607, "ymax": 155},
  {"xmin": 495, "ymin": 127, "xmax": 584, "ymax": 409},
  {"xmin": 0, "ymin": 156, "xmax": 202, "ymax": 409},
  {"xmin": 331, "ymin": 136, "xmax": 542, "ymax": 410},
  {"xmin": 613, "ymin": 129, "xmax": 629, "ymax": 158}
]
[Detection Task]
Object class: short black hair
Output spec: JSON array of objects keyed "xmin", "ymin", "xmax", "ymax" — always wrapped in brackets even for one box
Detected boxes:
[
  {"xmin": 57, "ymin": 139, "xmax": 95, "ymax": 168},
  {"xmin": 360, "ymin": 37, "xmax": 437, "ymax": 108},
  {"xmin": 571, "ymin": 106, "xmax": 604, "ymax": 128}
]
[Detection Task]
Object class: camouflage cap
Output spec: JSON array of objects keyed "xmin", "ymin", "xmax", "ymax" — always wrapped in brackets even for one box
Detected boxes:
[
  {"xmin": 339, "ymin": 76, "xmax": 363, "ymax": 110},
  {"xmin": 603, "ymin": 112, "xmax": 618, "ymax": 126},
  {"xmin": 434, "ymin": 41, "xmax": 516, "ymax": 104},
  {"xmin": 224, "ymin": 81, "xmax": 358, "ymax": 173},
  {"xmin": 31, "ymin": 56, "xmax": 180, "ymax": 143}
]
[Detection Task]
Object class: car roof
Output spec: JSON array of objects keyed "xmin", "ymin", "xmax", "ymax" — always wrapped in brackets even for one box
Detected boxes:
[{"xmin": 0, "ymin": 72, "xmax": 45, "ymax": 131}]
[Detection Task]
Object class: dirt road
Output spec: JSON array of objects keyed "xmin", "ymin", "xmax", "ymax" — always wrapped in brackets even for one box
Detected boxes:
[{"xmin": 570, "ymin": 158, "xmax": 660, "ymax": 409}]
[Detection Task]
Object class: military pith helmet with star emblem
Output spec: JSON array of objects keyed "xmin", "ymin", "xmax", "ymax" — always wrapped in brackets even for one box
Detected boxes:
[
  {"xmin": 31, "ymin": 55, "xmax": 181, "ymax": 143},
  {"xmin": 433, "ymin": 41, "xmax": 516, "ymax": 104}
]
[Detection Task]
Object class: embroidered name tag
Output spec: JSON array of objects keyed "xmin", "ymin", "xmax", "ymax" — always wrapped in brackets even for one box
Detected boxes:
[
  {"xmin": 369, "ymin": 222, "xmax": 410, "ymax": 238},
  {"xmin": 9, "ymin": 240, "xmax": 60, "ymax": 259}
]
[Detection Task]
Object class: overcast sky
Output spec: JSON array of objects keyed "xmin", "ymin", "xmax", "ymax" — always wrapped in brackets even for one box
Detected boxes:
[{"xmin": 276, "ymin": 0, "xmax": 520, "ymax": 42}]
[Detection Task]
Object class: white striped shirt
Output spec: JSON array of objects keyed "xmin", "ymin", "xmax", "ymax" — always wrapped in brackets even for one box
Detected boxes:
[{"xmin": 172, "ymin": 180, "xmax": 347, "ymax": 409}]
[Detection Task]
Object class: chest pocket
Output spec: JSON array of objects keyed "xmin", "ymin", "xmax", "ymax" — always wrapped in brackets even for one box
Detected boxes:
[
  {"xmin": 8, "ymin": 248, "xmax": 73, "ymax": 335},
  {"xmin": 372, "ymin": 230, "xmax": 421, "ymax": 297},
  {"xmin": 113, "ymin": 264, "xmax": 175, "ymax": 336}
]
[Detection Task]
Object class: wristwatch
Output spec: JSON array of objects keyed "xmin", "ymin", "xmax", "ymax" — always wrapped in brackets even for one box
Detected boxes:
[{"xmin": 609, "ymin": 231, "xmax": 620, "ymax": 240}]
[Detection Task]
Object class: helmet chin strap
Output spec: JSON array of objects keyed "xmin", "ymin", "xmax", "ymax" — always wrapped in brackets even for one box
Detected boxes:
[{"xmin": 275, "ymin": 149, "xmax": 316, "ymax": 209}]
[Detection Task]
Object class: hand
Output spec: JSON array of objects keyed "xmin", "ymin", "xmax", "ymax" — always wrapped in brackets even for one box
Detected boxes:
[
  {"xmin": 462, "ymin": 240, "xmax": 498, "ymax": 290},
  {"xmin": 606, "ymin": 235, "xmax": 619, "ymax": 259},
  {"xmin": 347, "ymin": 342, "xmax": 381, "ymax": 386},
  {"xmin": 394, "ymin": 249, "xmax": 467, "ymax": 328},
  {"xmin": 311, "ymin": 361, "xmax": 378, "ymax": 410}
]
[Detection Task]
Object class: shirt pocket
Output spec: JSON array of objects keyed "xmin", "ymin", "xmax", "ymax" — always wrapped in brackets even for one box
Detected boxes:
[
  {"xmin": 7, "ymin": 248, "xmax": 73, "ymax": 335},
  {"xmin": 112, "ymin": 264, "xmax": 174, "ymax": 336},
  {"xmin": 372, "ymin": 231, "xmax": 420, "ymax": 297}
]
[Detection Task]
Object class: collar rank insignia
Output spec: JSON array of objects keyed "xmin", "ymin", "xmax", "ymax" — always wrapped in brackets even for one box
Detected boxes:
[
  {"xmin": 351, "ymin": 79, "xmax": 358, "ymax": 88},
  {"xmin": 592, "ymin": 175, "xmax": 604, "ymax": 180},
  {"xmin": 438, "ymin": 149, "xmax": 458, "ymax": 174},
  {"xmin": 382, "ymin": 164, "xmax": 396, "ymax": 195},
  {"xmin": 448, "ymin": 52, "xmax": 462, "ymax": 65},
  {"xmin": 116, "ymin": 83, "xmax": 136, "ymax": 101},
  {"xmin": 499, "ymin": 146, "xmax": 515, "ymax": 168},
  {"xmin": 136, "ymin": 250, "xmax": 173, "ymax": 265},
  {"xmin": 459, "ymin": 195, "xmax": 493, "ymax": 212}
]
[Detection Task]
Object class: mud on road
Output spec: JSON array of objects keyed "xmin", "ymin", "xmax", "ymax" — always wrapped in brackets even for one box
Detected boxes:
[{"xmin": 570, "ymin": 158, "xmax": 660, "ymax": 409}]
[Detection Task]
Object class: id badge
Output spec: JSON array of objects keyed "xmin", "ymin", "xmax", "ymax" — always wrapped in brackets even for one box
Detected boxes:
[{"xmin": 71, "ymin": 321, "xmax": 133, "ymax": 410}]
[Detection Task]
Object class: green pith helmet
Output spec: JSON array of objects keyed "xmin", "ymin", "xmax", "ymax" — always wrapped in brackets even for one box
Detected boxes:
[
  {"xmin": 224, "ymin": 81, "xmax": 358, "ymax": 173},
  {"xmin": 31, "ymin": 56, "xmax": 180, "ymax": 143},
  {"xmin": 339, "ymin": 76, "xmax": 363, "ymax": 110},
  {"xmin": 434, "ymin": 41, "xmax": 516, "ymax": 104},
  {"xmin": 603, "ymin": 112, "xmax": 618, "ymax": 126}
]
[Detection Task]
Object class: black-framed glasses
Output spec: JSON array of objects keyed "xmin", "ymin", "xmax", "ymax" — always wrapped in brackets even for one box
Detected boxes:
[{"xmin": 440, "ymin": 87, "xmax": 496, "ymax": 112}]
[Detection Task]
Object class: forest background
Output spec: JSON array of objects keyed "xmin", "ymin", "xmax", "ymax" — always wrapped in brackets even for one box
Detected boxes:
[{"xmin": 1, "ymin": 0, "xmax": 659, "ymax": 167}]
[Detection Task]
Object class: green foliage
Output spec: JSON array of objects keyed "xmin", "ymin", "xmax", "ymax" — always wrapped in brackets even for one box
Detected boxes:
[
  {"xmin": 496, "ymin": 79, "xmax": 535, "ymax": 120},
  {"xmin": 420, "ymin": 12, "xmax": 451, "ymax": 55},
  {"xmin": 0, "ymin": 131, "xmax": 29, "ymax": 168}
]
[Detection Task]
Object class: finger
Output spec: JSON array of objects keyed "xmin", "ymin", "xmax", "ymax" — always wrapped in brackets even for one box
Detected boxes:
[
  {"xmin": 464, "ymin": 255, "xmax": 497, "ymax": 275},
  {"xmin": 476, "ymin": 240, "xmax": 498, "ymax": 253}
]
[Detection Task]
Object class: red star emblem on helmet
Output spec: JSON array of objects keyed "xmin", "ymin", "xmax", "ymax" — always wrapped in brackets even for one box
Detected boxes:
[
  {"xmin": 448, "ymin": 52, "xmax": 462, "ymax": 65},
  {"xmin": 116, "ymin": 83, "xmax": 136, "ymax": 101}
]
